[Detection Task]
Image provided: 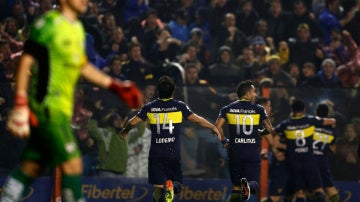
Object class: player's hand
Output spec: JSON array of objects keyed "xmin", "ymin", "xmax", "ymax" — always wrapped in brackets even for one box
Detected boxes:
[
  {"xmin": 119, "ymin": 128, "xmax": 127, "ymax": 139},
  {"xmin": 221, "ymin": 138, "xmax": 229, "ymax": 148},
  {"xmin": 7, "ymin": 94, "xmax": 35, "ymax": 138},
  {"xmin": 109, "ymin": 79, "xmax": 143, "ymax": 109},
  {"xmin": 211, "ymin": 126, "xmax": 221, "ymax": 141}
]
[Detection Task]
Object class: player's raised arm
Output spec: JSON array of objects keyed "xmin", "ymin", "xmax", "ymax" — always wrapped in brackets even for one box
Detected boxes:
[
  {"xmin": 187, "ymin": 113, "xmax": 221, "ymax": 141},
  {"xmin": 81, "ymin": 62, "xmax": 143, "ymax": 109}
]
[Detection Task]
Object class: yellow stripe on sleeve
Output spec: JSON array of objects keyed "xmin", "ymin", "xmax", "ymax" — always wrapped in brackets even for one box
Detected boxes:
[{"xmin": 313, "ymin": 132, "xmax": 335, "ymax": 143}]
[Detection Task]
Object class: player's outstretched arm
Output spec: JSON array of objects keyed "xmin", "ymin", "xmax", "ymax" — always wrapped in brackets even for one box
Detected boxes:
[
  {"xmin": 215, "ymin": 117, "xmax": 229, "ymax": 147},
  {"xmin": 187, "ymin": 114, "xmax": 221, "ymax": 141},
  {"xmin": 81, "ymin": 62, "xmax": 143, "ymax": 109},
  {"xmin": 119, "ymin": 115, "xmax": 143, "ymax": 139},
  {"xmin": 323, "ymin": 118, "xmax": 336, "ymax": 126}
]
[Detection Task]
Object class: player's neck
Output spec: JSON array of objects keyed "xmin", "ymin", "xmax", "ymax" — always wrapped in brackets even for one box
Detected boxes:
[
  {"xmin": 291, "ymin": 112, "xmax": 304, "ymax": 117},
  {"xmin": 60, "ymin": 6, "xmax": 78, "ymax": 22}
]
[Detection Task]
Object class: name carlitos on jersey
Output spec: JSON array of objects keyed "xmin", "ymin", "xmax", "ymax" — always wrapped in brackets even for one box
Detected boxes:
[
  {"xmin": 156, "ymin": 137, "xmax": 176, "ymax": 143},
  {"xmin": 234, "ymin": 138, "xmax": 256, "ymax": 144}
]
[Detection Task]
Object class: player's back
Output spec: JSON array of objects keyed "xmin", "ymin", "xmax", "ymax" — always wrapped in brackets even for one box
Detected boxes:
[
  {"xmin": 313, "ymin": 125, "xmax": 335, "ymax": 156},
  {"xmin": 137, "ymin": 98, "xmax": 193, "ymax": 158},
  {"xmin": 219, "ymin": 99, "xmax": 267, "ymax": 157}
]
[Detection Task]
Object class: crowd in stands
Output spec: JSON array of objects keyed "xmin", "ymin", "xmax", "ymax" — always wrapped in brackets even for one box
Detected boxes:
[{"xmin": 0, "ymin": 0, "xmax": 359, "ymax": 180}]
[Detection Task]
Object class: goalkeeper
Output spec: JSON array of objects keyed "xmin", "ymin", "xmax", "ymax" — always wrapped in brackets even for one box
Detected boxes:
[{"xmin": 1, "ymin": 0, "xmax": 142, "ymax": 201}]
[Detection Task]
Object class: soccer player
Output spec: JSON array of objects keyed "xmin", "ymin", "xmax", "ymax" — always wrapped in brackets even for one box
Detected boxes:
[
  {"xmin": 274, "ymin": 99, "xmax": 336, "ymax": 202},
  {"xmin": 312, "ymin": 103, "xmax": 339, "ymax": 202},
  {"xmin": 215, "ymin": 80, "xmax": 279, "ymax": 202},
  {"xmin": 1, "ymin": 0, "xmax": 143, "ymax": 201},
  {"xmin": 120, "ymin": 76, "xmax": 222, "ymax": 202}
]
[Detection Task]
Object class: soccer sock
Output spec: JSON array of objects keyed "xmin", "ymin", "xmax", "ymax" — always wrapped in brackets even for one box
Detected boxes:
[
  {"xmin": 328, "ymin": 193, "xmax": 340, "ymax": 202},
  {"xmin": 0, "ymin": 167, "xmax": 34, "ymax": 202},
  {"xmin": 61, "ymin": 174, "xmax": 84, "ymax": 202},
  {"xmin": 153, "ymin": 187, "xmax": 164, "ymax": 202},
  {"xmin": 227, "ymin": 190, "xmax": 241, "ymax": 202}
]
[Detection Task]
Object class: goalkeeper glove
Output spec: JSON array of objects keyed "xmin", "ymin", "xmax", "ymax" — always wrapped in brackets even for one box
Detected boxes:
[
  {"xmin": 7, "ymin": 94, "xmax": 33, "ymax": 138},
  {"xmin": 108, "ymin": 79, "xmax": 143, "ymax": 109}
]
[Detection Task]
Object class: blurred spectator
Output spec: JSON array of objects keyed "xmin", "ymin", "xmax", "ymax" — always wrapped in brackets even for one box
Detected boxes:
[
  {"xmin": 149, "ymin": 0, "xmax": 181, "ymax": 22},
  {"xmin": 121, "ymin": 42, "xmax": 154, "ymax": 84},
  {"xmin": 208, "ymin": 0, "xmax": 232, "ymax": 39},
  {"xmin": 177, "ymin": 43, "xmax": 202, "ymax": 73},
  {"xmin": 102, "ymin": 26, "xmax": 129, "ymax": 61},
  {"xmin": 288, "ymin": 23, "xmax": 324, "ymax": 68},
  {"xmin": 189, "ymin": 7, "xmax": 212, "ymax": 51},
  {"xmin": 235, "ymin": 47, "xmax": 261, "ymax": 81},
  {"xmin": 87, "ymin": 113, "xmax": 128, "ymax": 177},
  {"xmin": 258, "ymin": 54, "xmax": 294, "ymax": 87},
  {"xmin": 214, "ymin": 12, "xmax": 247, "ymax": 58},
  {"xmin": 208, "ymin": 45, "xmax": 241, "ymax": 86},
  {"xmin": 10, "ymin": 1, "xmax": 27, "ymax": 30},
  {"xmin": 124, "ymin": 17, "xmax": 145, "ymax": 45},
  {"xmin": 277, "ymin": 40, "xmax": 289, "ymax": 65},
  {"xmin": 141, "ymin": 9, "xmax": 164, "ymax": 58},
  {"xmin": 148, "ymin": 28, "xmax": 182, "ymax": 70},
  {"xmin": 265, "ymin": 0, "xmax": 289, "ymax": 45},
  {"xmin": 336, "ymin": 30, "xmax": 360, "ymax": 88},
  {"xmin": 167, "ymin": 8, "xmax": 190, "ymax": 43},
  {"xmin": 287, "ymin": 62, "xmax": 301, "ymax": 86},
  {"xmin": 318, "ymin": 58, "xmax": 343, "ymax": 88},
  {"xmin": 251, "ymin": 36, "xmax": 272, "ymax": 67},
  {"xmin": 125, "ymin": 121, "xmax": 150, "ymax": 178},
  {"xmin": 323, "ymin": 29, "xmax": 351, "ymax": 66},
  {"xmin": 105, "ymin": 55, "xmax": 127, "ymax": 81},
  {"xmin": 285, "ymin": 0, "xmax": 321, "ymax": 39},
  {"xmin": 98, "ymin": 0, "xmax": 125, "ymax": 26},
  {"xmin": 123, "ymin": 0, "xmax": 150, "ymax": 23},
  {"xmin": 334, "ymin": 123, "xmax": 360, "ymax": 181},
  {"xmin": 98, "ymin": 13, "xmax": 117, "ymax": 56},
  {"xmin": 299, "ymin": 62, "xmax": 324, "ymax": 87},
  {"xmin": 235, "ymin": 0, "xmax": 260, "ymax": 37},
  {"xmin": 318, "ymin": 0, "xmax": 349, "ymax": 46}
]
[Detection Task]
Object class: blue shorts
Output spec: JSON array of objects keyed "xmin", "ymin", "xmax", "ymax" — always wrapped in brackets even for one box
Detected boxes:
[
  {"xmin": 148, "ymin": 157, "xmax": 183, "ymax": 185},
  {"xmin": 316, "ymin": 155, "xmax": 335, "ymax": 188},
  {"xmin": 287, "ymin": 159, "xmax": 323, "ymax": 192},
  {"xmin": 228, "ymin": 157, "xmax": 260, "ymax": 185}
]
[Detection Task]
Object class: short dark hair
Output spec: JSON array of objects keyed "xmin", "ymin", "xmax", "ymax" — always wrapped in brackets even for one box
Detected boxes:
[
  {"xmin": 157, "ymin": 75, "xmax": 175, "ymax": 99},
  {"xmin": 236, "ymin": 80, "xmax": 254, "ymax": 98},
  {"xmin": 291, "ymin": 99, "xmax": 305, "ymax": 113},
  {"xmin": 316, "ymin": 103, "xmax": 329, "ymax": 118}
]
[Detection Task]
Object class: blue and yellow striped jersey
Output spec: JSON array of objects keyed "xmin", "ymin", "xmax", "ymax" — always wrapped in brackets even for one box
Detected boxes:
[
  {"xmin": 275, "ymin": 115, "xmax": 324, "ymax": 160},
  {"xmin": 218, "ymin": 99, "xmax": 268, "ymax": 158},
  {"xmin": 137, "ymin": 98, "xmax": 193, "ymax": 158}
]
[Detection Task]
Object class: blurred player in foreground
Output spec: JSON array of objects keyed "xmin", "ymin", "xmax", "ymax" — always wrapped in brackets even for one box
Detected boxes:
[{"xmin": 1, "ymin": 0, "xmax": 142, "ymax": 201}]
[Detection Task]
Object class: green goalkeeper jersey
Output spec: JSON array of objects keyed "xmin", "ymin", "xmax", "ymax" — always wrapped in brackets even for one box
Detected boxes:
[{"xmin": 25, "ymin": 10, "xmax": 87, "ymax": 117}]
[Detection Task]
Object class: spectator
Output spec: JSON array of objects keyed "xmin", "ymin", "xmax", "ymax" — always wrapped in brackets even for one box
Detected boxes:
[
  {"xmin": 105, "ymin": 55, "xmax": 127, "ymax": 81},
  {"xmin": 251, "ymin": 36, "xmax": 272, "ymax": 67},
  {"xmin": 189, "ymin": 7, "xmax": 212, "ymax": 52},
  {"xmin": 101, "ymin": 26, "xmax": 129, "ymax": 61},
  {"xmin": 123, "ymin": 0, "xmax": 150, "ymax": 23},
  {"xmin": 177, "ymin": 43, "xmax": 202, "ymax": 73},
  {"xmin": 98, "ymin": 0, "xmax": 125, "ymax": 26},
  {"xmin": 141, "ymin": 9, "xmax": 164, "ymax": 58},
  {"xmin": 167, "ymin": 8, "xmax": 190, "ymax": 43},
  {"xmin": 258, "ymin": 55, "xmax": 294, "ymax": 87},
  {"xmin": 318, "ymin": 58, "xmax": 343, "ymax": 88},
  {"xmin": 300, "ymin": 62, "xmax": 324, "ymax": 87},
  {"xmin": 323, "ymin": 29, "xmax": 351, "ymax": 66},
  {"xmin": 285, "ymin": 0, "xmax": 321, "ymax": 39},
  {"xmin": 235, "ymin": 47, "xmax": 261, "ymax": 81},
  {"xmin": 288, "ymin": 23, "xmax": 324, "ymax": 68},
  {"xmin": 121, "ymin": 42, "xmax": 154, "ymax": 84},
  {"xmin": 87, "ymin": 112, "xmax": 128, "ymax": 177},
  {"xmin": 214, "ymin": 12, "xmax": 247, "ymax": 58},
  {"xmin": 318, "ymin": 0, "xmax": 343, "ymax": 46},
  {"xmin": 265, "ymin": 0, "xmax": 289, "ymax": 45},
  {"xmin": 235, "ymin": 0, "xmax": 260, "ymax": 37},
  {"xmin": 334, "ymin": 123, "xmax": 360, "ymax": 181},
  {"xmin": 287, "ymin": 62, "xmax": 301, "ymax": 86},
  {"xmin": 208, "ymin": 45, "xmax": 241, "ymax": 86}
]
